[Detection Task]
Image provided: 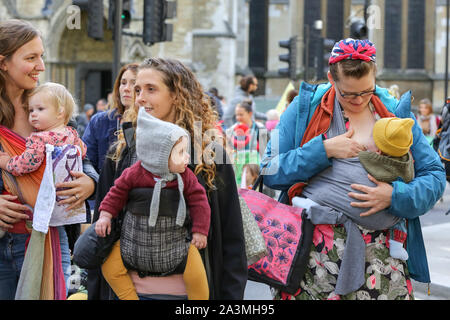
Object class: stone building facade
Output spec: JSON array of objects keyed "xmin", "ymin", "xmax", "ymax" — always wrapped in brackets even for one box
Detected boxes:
[{"xmin": 0, "ymin": 0, "xmax": 449, "ymax": 112}]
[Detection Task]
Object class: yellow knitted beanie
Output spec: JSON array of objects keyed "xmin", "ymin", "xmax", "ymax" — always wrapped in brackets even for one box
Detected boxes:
[{"xmin": 373, "ymin": 117, "xmax": 414, "ymax": 157}]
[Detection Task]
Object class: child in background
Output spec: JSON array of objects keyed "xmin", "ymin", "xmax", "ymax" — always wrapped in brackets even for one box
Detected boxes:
[
  {"xmin": 240, "ymin": 163, "xmax": 259, "ymax": 189},
  {"xmin": 0, "ymin": 82, "xmax": 86, "ymax": 235},
  {"xmin": 265, "ymin": 109, "xmax": 279, "ymax": 133},
  {"xmin": 95, "ymin": 108, "xmax": 211, "ymax": 300}
]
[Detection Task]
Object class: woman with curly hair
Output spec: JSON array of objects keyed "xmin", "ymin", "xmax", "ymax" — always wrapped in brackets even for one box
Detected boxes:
[{"xmin": 87, "ymin": 58, "xmax": 247, "ymax": 300}]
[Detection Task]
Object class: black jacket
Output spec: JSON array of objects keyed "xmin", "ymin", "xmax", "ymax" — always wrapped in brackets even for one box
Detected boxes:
[{"xmin": 87, "ymin": 122, "xmax": 247, "ymax": 300}]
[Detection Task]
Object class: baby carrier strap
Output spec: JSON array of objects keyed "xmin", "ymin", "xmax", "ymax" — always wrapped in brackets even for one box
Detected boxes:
[
  {"xmin": 129, "ymin": 255, "xmax": 189, "ymax": 279},
  {"xmin": 126, "ymin": 187, "xmax": 186, "ymax": 220}
]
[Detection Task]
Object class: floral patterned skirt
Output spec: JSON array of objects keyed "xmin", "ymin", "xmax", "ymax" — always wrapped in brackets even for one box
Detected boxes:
[{"xmin": 272, "ymin": 224, "xmax": 414, "ymax": 300}]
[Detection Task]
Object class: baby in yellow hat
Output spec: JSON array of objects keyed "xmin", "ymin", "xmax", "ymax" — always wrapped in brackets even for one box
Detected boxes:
[{"xmin": 359, "ymin": 117, "xmax": 415, "ymax": 261}]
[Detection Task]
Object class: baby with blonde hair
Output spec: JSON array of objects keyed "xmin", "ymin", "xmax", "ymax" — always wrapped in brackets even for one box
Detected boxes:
[
  {"xmin": 0, "ymin": 82, "xmax": 86, "ymax": 175},
  {"xmin": 0, "ymin": 82, "xmax": 87, "ymax": 236}
]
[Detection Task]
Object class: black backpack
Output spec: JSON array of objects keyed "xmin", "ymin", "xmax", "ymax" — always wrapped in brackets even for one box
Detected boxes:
[{"xmin": 433, "ymin": 98, "xmax": 450, "ymax": 182}]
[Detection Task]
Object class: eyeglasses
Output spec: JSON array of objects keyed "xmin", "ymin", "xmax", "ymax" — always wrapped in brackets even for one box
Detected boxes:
[{"xmin": 335, "ymin": 84, "xmax": 376, "ymax": 100}]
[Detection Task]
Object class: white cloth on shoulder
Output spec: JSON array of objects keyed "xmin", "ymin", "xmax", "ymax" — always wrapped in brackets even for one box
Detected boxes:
[{"xmin": 32, "ymin": 144, "xmax": 86, "ymax": 233}]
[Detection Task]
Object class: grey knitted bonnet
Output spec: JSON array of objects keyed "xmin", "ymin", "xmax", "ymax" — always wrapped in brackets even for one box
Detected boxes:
[{"xmin": 136, "ymin": 107, "xmax": 189, "ymax": 227}]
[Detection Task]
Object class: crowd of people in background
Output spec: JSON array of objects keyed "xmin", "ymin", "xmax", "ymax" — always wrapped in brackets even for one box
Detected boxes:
[
  {"xmin": 75, "ymin": 80, "xmax": 448, "ymax": 200},
  {"xmin": 74, "ymin": 76, "xmax": 441, "ymax": 193}
]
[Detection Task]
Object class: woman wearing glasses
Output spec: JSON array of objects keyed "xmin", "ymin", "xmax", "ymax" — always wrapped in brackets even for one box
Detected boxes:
[{"xmin": 261, "ymin": 38, "xmax": 445, "ymax": 300}]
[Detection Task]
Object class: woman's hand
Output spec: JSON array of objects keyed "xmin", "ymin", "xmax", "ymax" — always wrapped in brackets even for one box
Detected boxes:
[
  {"xmin": 55, "ymin": 171, "xmax": 95, "ymax": 211},
  {"xmin": 0, "ymin": 194, "xmax": 31, "ymax": 229},
  {"xmin": 323, "ymin": 128, "xmax": 366, "ymax": 159},
  {"xmin": 348, "ymin": 174, "xmax": 393, "ymax": 217}
]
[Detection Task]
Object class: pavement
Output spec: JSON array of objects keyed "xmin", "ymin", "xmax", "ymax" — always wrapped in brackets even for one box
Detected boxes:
[
  {"xmin": 412, "ymin": 182, "xmax": 450, "ymax": 300},
  {"xmin": 411, "ymin": 222, "xmax": 450, "ymax": 300},
  {"xmin": 412, "ymin": 223, "xmax": 450, "ymax": 299}
]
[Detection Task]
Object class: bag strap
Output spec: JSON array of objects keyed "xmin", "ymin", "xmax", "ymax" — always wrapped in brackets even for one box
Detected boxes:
[
  {"xmin": 252, "ymin": 174, "xmax": 264, "ymax": 192},
  {"xmin": 126, "ymin": 187, "xmax": 185, "ymax": 218},
  {"xmin": 252, "ymin": 160, "xmax": 269, "ymax": 193}
]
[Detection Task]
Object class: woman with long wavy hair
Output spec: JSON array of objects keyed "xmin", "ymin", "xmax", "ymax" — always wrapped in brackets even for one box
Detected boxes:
[{"xmin": 87, "ymin": 58, "xmax": 247, "ymax": 300}]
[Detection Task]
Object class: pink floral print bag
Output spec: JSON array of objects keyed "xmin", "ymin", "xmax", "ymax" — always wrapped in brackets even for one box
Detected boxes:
[{"xmin": 239, "ymin": 180, "xmax": 314, "ymax": 295}]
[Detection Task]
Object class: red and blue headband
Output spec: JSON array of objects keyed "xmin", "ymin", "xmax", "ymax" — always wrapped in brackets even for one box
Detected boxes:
[{"xmin": 329, "ymin": 38, "xmax": 376, "ymax": 65}]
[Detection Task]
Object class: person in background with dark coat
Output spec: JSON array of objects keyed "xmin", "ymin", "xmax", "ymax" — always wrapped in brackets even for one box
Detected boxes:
[
  {"xmin": 224, "ymin": 75, "xmax": 267, "ymax": 128},
  {"xmin": 95, "ymin": 98, "xmax": 107, "ymax": 113},
  {"xmin": 75, "ymin": 103, "xmax": 94, "ymax": 138},
  {"xmin": 207, "ymin": 92, "xmax": 224, "ymax": 121},
  {"xmin": 82, "ymin": 63, "xmax": 138, "ymax": 174}
]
